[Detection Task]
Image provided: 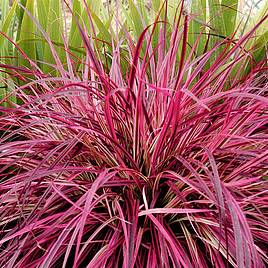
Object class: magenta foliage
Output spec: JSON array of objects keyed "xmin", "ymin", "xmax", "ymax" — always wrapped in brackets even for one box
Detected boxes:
[{"xmin": 0, "ymin": 7, "xmax": 268, "ymax": 268}]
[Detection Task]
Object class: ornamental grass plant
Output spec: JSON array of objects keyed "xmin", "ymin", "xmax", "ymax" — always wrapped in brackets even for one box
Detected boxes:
[{"xmin": 0, "ymin": 0, "xmax": 267, "ymax": 267}]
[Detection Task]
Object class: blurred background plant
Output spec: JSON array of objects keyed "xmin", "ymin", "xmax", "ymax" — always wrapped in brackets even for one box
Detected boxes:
[{"xmin": 0, "ymin": 0, "xmax": 267, "ymax": 88}]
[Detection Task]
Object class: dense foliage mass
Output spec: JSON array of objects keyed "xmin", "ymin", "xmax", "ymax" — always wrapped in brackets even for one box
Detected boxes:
[{"xmin": 0, "ymin": 1, "xmax": 267, "ymax": 267}]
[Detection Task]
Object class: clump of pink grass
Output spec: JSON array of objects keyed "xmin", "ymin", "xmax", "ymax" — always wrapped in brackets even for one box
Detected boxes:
[{"xmin": 0, "ymin": 3, "xmax": 268, "ymax": 268}]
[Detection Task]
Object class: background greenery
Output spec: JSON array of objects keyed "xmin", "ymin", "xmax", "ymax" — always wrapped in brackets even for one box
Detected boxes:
[{"xmin": 0, "ymin": 0, "xmax": 267, "ymax": 105}]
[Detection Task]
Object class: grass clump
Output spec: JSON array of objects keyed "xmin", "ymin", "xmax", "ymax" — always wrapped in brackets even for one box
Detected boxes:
[{"xmin": 0, "ymin": 1, "xmax": 267, "ymax": 267}]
